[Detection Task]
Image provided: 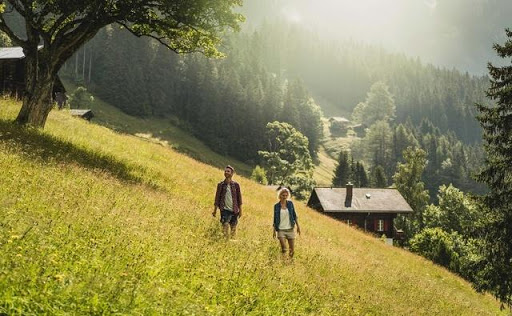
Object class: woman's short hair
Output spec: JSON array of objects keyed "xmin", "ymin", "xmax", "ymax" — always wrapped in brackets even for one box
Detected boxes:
[{"xmin": 278, "ymin": 187, "xmax": 291, "ymax": 199}]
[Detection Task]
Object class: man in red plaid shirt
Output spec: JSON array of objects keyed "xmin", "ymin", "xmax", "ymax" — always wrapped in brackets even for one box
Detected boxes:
[{"xmin": 213, "ymin": 165, "xmax": 243, "ymax": 239}]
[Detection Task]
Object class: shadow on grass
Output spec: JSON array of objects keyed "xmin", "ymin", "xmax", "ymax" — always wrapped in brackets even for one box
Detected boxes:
[{"xmin": 0, "ymin": 119, "xmax": 143, "ymax": 184}]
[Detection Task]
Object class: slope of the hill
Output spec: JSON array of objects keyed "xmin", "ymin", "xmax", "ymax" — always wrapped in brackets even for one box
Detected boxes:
[
  {"xmin": 62, "ymin": 80, "xmax": 252, "ymax": 177},
  {"xmin": 0, "ymin": 100, "xmax": 505, "ymax": 315},
  {"xmin": 313, "ymin": 118, "xmax": 355, "ymax": 186}
]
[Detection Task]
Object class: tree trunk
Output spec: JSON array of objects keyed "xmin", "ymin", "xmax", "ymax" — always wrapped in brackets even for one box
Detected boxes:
[{"xmin": 15, "ymin": 50, "xmax": 55, "ymax": 128}]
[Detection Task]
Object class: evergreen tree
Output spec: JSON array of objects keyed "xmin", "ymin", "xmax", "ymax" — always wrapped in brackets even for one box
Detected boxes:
[
  {"xmin": 372, "ymin": 165, "xmax": 388, "ymax": 188},
  {"xmin": 332, "ymin": 151, "xmax": 351, "ymax": 187},
  {"xmin": 354, "ymin": 162, "xmax": 370, "ymax": 187},
  {"xmin": 474, "ymin": 28, "xmax": 512, "ymax": 306}
]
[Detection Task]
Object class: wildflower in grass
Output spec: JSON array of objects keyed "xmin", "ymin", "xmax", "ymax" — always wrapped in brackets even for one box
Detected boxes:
[
  {"xmin": 273, "ymin": 187, "xmax": 301, "ymax": 258},
  {"xmin": 212, "ymin": 165, "xmax": 243, "ymax": 239}
]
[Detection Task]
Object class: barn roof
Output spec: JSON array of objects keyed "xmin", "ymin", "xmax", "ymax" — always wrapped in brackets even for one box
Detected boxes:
[
  {"xmin": 0, "ymin": 46, "xmax": 43, "ymax": 60},
  {"xmin": 309, "ymin": 187, "xmax": 413, "ymax": 214}
]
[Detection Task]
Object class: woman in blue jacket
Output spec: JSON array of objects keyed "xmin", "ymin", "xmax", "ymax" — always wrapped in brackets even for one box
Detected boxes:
[{"xmin": 273, "ymin": 187, "xmax": 301, "ymax": 258}]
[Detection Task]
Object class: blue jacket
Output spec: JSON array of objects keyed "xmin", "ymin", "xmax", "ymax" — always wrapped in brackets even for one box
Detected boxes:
[{"xmin": 273, "ymin": 200, "xmax": 298, "ymax": 231}]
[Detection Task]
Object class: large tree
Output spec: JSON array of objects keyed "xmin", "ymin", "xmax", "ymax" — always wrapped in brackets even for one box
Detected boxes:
[
  {"xmin": 351, "ymin": 81, "xmax": 396, "ymax": 127},
  {"xmin": 258, "ymin": 121, "xmax": 313, "ymax": 186},
  {"xmin": 0, "ymin": 0, "xmax": 243, "ymax": 127},
  {"xmin": 475, "ymin": 28, "xmax": 512, "ymax": 307},
  {"xmin": 392, "ymin": 146, "xmax": 430, "ymax": 238}
]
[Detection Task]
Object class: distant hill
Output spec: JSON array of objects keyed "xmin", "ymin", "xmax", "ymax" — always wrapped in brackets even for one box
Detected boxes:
[{"xmin": 0, "ymin": 99, "xmax": 504, "ymax": 314}]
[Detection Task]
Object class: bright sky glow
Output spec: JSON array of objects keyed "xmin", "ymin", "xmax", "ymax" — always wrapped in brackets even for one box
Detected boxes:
[{"xmin": 270, "ymin": 0, "xmax": 511, "ymax": 73}]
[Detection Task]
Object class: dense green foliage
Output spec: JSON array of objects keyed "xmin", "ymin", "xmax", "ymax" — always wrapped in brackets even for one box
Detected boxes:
[
  {"xmin": 68, "ymin": 87, "xmax": 94, "ymax": 109},
  {"xmin": 352, "ymin": 81, "xmax": 396, "ymax": 127},
  {"xmin": 258, "ymin": 121, "xmax": 314, "ymax": 198},
  {"xmin": 0, "ymin": 30, "xmax": 10, "ymax": 46},
  {"xmin": 475, "ymin": 28, "xmax": 512, "ymax": 307},
  {"xmin": 410, "ymin": 185, "xmax": 484, "ymax": 289},
  {"xmin": 351, "ymin": 117, "xmax": 485, "ymax": 197},
  {"xmin": 250, "ymin": 165, "xmax": 268, "ymax": 185}
]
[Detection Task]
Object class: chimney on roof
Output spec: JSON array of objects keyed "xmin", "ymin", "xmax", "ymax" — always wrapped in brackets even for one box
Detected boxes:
[{"xmin": 345, "ymin": 182, "xmax": 353, "ymax": 207}]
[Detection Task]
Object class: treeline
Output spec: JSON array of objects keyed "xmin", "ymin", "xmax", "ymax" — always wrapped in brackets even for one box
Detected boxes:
[
  {"xmin": 337, "ymin": 118, "xmax": 485, "ymax": 198},
  {"xmin": 63, "ymin": 25, "xmax": 322, "ymax": 163},
  {"xmin": 250, "ymin": 21, "xmax": 489, "ymax": 144}
]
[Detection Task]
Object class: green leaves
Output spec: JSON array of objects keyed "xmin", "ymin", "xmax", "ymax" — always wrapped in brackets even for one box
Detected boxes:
[{"xmin": 258, "ymin": 121, "xmax": 314, "ymax": 197}]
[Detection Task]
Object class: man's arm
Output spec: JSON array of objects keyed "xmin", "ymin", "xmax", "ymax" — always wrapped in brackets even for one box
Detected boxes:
[
  {"xmin": 236, "ymin": 182, "xmax": 242, "ymax": 217},
  {"xmin": 213, "ymin": 183, "xmax": 221, "ymax": 217}
]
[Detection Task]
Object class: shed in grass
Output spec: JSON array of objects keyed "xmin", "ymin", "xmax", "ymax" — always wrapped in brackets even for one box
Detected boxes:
[{"xmin": 70, "ymin": 109, "xmax": 94, "ymax": 121}]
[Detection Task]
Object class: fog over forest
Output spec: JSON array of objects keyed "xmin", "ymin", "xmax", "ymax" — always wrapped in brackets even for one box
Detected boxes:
[{"xmin": 243, "ymin": 0, "xmax": 512, "ymax": 74}]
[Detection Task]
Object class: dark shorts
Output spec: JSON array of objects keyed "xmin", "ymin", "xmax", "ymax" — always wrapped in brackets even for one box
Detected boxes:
[{"xmin": 220, "ymin": 209, "xmax": 239, "ymax": 226}]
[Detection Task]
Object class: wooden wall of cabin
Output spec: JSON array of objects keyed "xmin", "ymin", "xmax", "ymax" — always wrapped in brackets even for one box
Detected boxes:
[{"xmin": 325, "ymin": 212, "xmax": 397, "ymax": 238}]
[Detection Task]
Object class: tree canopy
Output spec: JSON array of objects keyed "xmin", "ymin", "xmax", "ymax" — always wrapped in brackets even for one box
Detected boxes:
[
  {"xmin": 0, "ymin": 0, "xmax": 243, "ymax": 127},
  {"xmin": 258, "ymin": 121, "xmax": 314, "ymax": 198}
]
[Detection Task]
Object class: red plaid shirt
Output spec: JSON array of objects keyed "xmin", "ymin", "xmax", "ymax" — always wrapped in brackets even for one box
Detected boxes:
[{"xmin": 214, "ymin": 180, "xmax": 242, "ymax": 214}]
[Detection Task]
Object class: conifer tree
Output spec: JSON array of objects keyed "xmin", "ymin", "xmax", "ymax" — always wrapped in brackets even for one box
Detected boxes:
[
  {"xmin": 475, "ymin": 28, "xmax": 512, "ymax": 306},
  {"xmin": 372, "ymin": 165, "xmax": 388, "ymax": 188},
  {"xmin": 354, "ymin": 162, "xmax": 369, "ymax": 187},
  {"xmin": 332, "ymin": 151, "xmax": 351, "ymax": 187}
]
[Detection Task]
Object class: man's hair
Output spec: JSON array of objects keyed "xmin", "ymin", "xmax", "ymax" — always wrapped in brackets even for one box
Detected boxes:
[{"xmin": 225, "ymin": 165, "xmax": 235, "ymax": 173}]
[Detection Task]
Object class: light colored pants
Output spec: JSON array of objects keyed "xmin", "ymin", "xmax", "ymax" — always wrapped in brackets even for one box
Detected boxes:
[{"xmin": 277, "ymin": 229, "xmax": 295, "ymax": 239}]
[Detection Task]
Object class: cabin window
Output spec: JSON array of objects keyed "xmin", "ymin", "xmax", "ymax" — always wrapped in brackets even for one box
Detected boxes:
[
  {"xmin": 346, "ymin": 219, "xmax": 352, "ymax": 226},
  {"xmin": 377, "ymin": 219, "xmax": 384, "ymax": 232}
]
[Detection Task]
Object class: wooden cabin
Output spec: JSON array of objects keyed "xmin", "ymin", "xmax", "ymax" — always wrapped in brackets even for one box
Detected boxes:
[
  {"xmin": 0, "ymin": 46, "xmax": 65, "ymax": 97},
  {"xmin": 307, "ymin": 184, "xmax": 413, "ymax": 243}
]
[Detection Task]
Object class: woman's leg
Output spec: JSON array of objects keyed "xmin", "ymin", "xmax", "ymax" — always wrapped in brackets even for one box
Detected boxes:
[
  {"xmin": 288, "ymin": 238, "xmax": 295, "ymax": 258},
  {"xmin": 278, "ymin": 237, "xmax": 287, "ymax": 255}
]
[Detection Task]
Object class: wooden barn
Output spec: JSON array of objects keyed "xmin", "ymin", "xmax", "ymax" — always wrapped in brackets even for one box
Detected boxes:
[
  {"xmin": 0, "ymin": 46, "xmax": 65, "ymax": 97},
  {"xmin": 307, "ymin": 184, "xmax": 413, "ymax": 243}
]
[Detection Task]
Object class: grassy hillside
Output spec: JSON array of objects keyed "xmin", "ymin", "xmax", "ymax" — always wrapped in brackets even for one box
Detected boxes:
[
  {"xmin": 313, "ymin": 118, "xmax": 356, "ymax": 186},
  {"xmin": 63, "ymin": 80, "xmax": 252, "ymax": 177},
  {"xmin": 0, "ymin": 99, "xmax": 505, "ymax": 315}
]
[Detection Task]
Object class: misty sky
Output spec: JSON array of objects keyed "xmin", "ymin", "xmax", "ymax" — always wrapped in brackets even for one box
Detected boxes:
[{"xmin": 252, "ymin": 0, "xmax": 512, "ymax": 74}]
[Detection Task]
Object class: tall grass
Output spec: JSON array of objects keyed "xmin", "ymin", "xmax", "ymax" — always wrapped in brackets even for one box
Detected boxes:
[{"xmin": 0, "ymin": 99, "xmax": 506, "ymax": 315}]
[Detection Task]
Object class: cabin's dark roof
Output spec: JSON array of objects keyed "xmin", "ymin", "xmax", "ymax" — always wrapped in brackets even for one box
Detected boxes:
[{"xmin": 310, "ymin": 187, "xmax": 413, "ymax": 213}]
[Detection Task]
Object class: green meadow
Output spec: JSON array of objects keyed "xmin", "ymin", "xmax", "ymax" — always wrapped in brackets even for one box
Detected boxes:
[{"xmin": 0, "ymin": 99, "xmax": 506, "ymax": 315}]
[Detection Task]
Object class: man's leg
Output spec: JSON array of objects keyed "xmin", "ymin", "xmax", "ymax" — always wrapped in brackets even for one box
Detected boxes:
[
  {"xmin": 230, "ymin": 223, "xmax": 237, "ymax": 239},
  {"xmin": 222, "ymin": 223, "xmax": 230, "ymax": 238}
]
